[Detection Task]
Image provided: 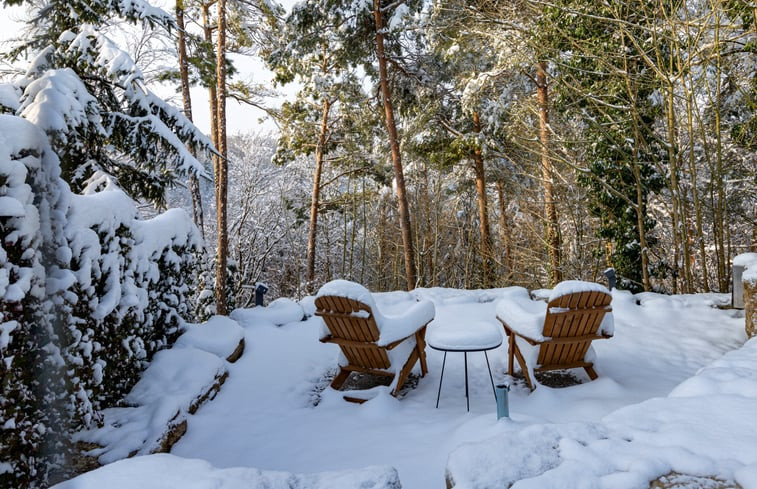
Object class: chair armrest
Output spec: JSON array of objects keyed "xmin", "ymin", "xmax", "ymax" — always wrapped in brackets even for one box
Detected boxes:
[
  {"xmin": 377, "ymin": 300, "xmax": 435, "ymax": 346},
  {"xmin": 495, "ymin": 297, "xmax": 547, "ymax": 342}
]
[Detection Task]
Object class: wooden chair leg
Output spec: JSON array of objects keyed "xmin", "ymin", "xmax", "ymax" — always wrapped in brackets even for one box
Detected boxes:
[
  {"xmin": 511, "ymin": 340, "xmax": 534, "ymax": 390},
  {"xmin": 584, "ymin": 365, "xmax": 598, "ymax": 380},
  {"xmin": 507, "ymin": 333, "xmax": 515, "ymax": 376},
  {"xmin": 391, "ymin": 349, "xmax": 419, "ymax": 397},
  {"xmin": 416, "ymin": 330, "xmax": 428, "ymax": 376},
  {"xmin": 331, "ymin": 367, "xmax": 351, "ymax": 390}
]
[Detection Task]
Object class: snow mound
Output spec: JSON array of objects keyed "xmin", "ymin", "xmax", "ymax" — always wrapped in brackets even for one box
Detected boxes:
[
  {"xmin": 75, "ymin": 347, "xmax": 227, "ymax": 464},
  {"xmin": 74, "ymin": 316, "xmax": 239, "ymax": 465},
  {"xmin": 230, "ymin": 298, "xmax": 305, "ymax": 326},
  {"xmin": 446, "ymin": 423, "xmax": 603, "ymax": 489},
  {"xmin": 735, "ymin": 252, "xmax": 757, "ymax": 284},
  {"xmin": 176, "ymin": 316, "xmax": 244, "ymax": 360},
  {"xmin": 52, "ymin": 453, "xmax": 402, "ymax": 489},
  {"xmin": 446, "ymin": 337, "xmax": 757, "ymax": 489}
]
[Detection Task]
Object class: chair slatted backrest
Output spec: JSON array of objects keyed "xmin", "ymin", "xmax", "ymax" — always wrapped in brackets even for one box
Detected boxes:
[
  {"xmin": 538, "ymin": 290, "xmax": 612, "ymax": 368},
  {"xmin": 315, "ymin": 295, "xmax": 391, "ymax": 370}
]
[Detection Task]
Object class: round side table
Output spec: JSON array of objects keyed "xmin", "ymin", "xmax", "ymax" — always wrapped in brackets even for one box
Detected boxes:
[{"xmin": 427, "ymin": 321, "xmax": 503, "ymax": 411}]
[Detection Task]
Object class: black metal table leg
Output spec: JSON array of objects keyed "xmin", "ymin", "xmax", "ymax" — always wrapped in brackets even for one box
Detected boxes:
[
  {"xmin": 435, "ymin": 351, "xmax": 447, "ymax": 408},
  {"xmin": 464, "ymin": 351, "xmax": 469, "ymax": 412},
  {"xmin": 484, "ymin": 351, "xmax": 496, "ymax": 399}
]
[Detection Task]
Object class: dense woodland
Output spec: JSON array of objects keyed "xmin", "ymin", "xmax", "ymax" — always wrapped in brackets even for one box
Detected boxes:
[
  {"xmin": 0, "ymin": 0, "xmax": 754, "ymax": 486},
  {"xmin": 215, "ymin": 0, "xmax": 756, "ymax": 301}
]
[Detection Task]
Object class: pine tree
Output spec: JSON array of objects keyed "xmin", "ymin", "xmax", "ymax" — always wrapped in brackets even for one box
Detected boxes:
[
  {"xmin": 268, "ymin": 0, "xmax": 374, "ymax": 292},
  {"xmin": 7, "ymin": 0, "xmax": 214, "ymax": 207}
]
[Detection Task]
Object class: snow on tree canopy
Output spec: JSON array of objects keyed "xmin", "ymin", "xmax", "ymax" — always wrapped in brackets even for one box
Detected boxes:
[
  {"xmin": 0, "ymin": 84, "xmax": 20, "ymax": 112},
  {"xmin": 115, "ymin": 0, "xmax": 175, "ymax": 27},
  {"xmin": 69, "ymin": 189, "xmax": 138, "ymax": 231},
  {"xmin": 19, "ymin": 68, "xmax": 102, "ymax": 141},
  {"xmin": 15, "ymin": 23, "xmax": 215, "ymax": 208}
]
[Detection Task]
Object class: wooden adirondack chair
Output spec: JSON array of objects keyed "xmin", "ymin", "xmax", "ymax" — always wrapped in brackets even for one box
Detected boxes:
[
  {"xmin": 315, "ymin": 280, "xmax": 434, "ymax": 402},
  {"xmin": 496, "ymin": 282, "xmax": 613, "ymax": 390}
]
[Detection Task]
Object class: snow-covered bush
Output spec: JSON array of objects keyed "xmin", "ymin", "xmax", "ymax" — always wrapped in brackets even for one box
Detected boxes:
[
  {"xmin": 0, "ymin": 115, "xmax": 72, "ymax": 487},
  {"xmin": 132, "ymin": 209, "xmax": 202, "ymax": 357},
  {"xmin": 0, "ymin": 111, "xmax": 203, "ymax": 486}
]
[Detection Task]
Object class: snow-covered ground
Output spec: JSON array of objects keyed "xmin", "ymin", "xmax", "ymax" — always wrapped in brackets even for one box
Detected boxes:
[{"xmin": 57, "ymin": 286, "xmax": 750, "ymax": 489}]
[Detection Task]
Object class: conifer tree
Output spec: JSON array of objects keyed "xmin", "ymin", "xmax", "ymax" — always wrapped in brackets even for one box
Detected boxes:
[
  {"xmin": 268, "ymin": 1, "xmax": 373, "ymax": 292},
  {"xmin": 538, "ymin": 0, "xmax": 665, "ymax": 291}
]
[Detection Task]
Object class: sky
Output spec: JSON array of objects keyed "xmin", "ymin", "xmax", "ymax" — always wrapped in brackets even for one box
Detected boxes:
[{"xmin": 0, "ymin": 1, "xmax": 298, "ymax": 137}]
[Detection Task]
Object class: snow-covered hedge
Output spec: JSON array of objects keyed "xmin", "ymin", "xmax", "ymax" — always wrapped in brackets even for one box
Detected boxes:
[{"xmin": 0, "ymin": 114, "xmax": 202, "ymax": 487}]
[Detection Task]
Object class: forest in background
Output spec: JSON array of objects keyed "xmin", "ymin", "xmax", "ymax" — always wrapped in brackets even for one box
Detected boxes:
[{"xmin": 197, "ymin": 0, "xmax": 755, "ymax": 303}]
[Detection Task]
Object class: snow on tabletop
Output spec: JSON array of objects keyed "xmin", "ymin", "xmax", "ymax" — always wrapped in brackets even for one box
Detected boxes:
[
  {"xmin": 548, "ymin": 280, "xmax": 610, "ymax": 303},
  {"xmin": 75, "ymin": 348, "xmax": 227, "ymax": 464},
  {"xmin": 230, "ymin": 298, "xmax": 305, "ymax": 327},
  {"xmin": 426, "ymin": 321, "xmax": 502, "ymax": 351},
  {"xmin": 51, "ymin": 454, "xmax": 402, "ymax": 489},
  {"xmin": 316, "ymin": 279, "xmax": 435, "ymax": 346},
  {"xmin": 495, "ymin": 287, "xmax": 548, "ymax": 341},
  {"xmin": 175, "ymin": 316, "xmax": 244, "ymax": 360}
]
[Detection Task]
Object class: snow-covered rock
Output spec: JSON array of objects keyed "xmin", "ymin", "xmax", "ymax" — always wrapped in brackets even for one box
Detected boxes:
[
  {"xmin": 230, "ymin": 298, "xmax": 305, "ymax": 326},
  {"xmin": 176, "ymin": 316, "xmax": 245, "ymax": 362},
  {"xmin": 75, "ymin": 347, "xmax": 227, "ymax": 464}
]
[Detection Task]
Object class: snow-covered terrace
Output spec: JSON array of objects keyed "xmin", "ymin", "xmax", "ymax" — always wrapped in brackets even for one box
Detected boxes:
[{"xmin": 58, "ymin": 285, "xmax": 756, "ymax": 489}]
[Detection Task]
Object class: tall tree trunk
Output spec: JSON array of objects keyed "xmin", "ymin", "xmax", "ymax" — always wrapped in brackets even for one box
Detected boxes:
[
  {"xmin": 373, "ymin": 0, "xmax": 417, "ymax": 291},
  {"xmin": 664, "ymin": 81, "xmax": 685, "ymax": 293},
  {"xmin": 496, "ymin": 180, "xmax": 513, "ymax": 283},
  {"xmin": 632, "ymin": 161, "xmax": 652, "ymax": 291},
  {"xmin": 472, "ymin": 111, "xmax": 493, "ymax": 288},
  {"xmin": 536, "ymin": 62, "xmax": 561, "ymax": 286},
  {"xmin": 202, "ymin": 3, "xmax": 219, "ymax": 148},
  {"xmin": 214, "ymin": 0, "xmax": 229, "ymax": 315},
  {"xmin": 712, "ymin": 10, "xmax": 728, "ymax": 292},
  {"xmin": 176, "ymin": 0, "xmax": 205, "ymax": 238},
  {"xmin": 305, "ymin": 98, "xmax": 330, "ymax": 293}
]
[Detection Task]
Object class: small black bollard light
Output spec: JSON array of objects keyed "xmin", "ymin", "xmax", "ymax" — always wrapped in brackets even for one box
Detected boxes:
[
  {"xmin": 604, "ymin": 268, "xmax": 616, "ymax": 290},
  {"xmin": 495, "ymin": 384, "xmax": 510, "ymax": 419},
  {"xmin": 254, "ymin": 282, "xmax": 269, "ymax": 307}
]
